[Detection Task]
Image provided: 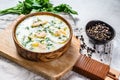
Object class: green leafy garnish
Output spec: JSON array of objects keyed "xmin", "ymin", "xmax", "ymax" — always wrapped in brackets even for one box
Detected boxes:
[
  {"xmin": 22, "ymin": 36, "xmax": 32, "ymax": 47},
  {"xmin": 0, "ymin": 0, "xmax": 78, "ymax": 15},
  {"xmin": 25, "ymin": 26, "xmax": 29, "ymax": 30},
  {"xmin": 54, "ymin": 4, "xmax": 78, "ymax": 14}
]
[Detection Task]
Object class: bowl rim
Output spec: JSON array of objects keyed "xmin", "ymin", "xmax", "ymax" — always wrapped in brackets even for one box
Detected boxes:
[
  {"xmin": 13, "ymin": 12, "xmax": 73, "ymax": 54},
  {"xmin": 85, "ymin": 20, "xmax": 115, "ymax": 44}
]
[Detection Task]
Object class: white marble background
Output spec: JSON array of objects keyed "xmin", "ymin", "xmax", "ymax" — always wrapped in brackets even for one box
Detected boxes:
[{"xmin": 0, "ymin": 0, "xmax": 120, "ymax": 80}]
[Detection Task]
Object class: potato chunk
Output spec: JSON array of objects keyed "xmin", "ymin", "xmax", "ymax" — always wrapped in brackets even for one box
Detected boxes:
[{"xmin": 31, "ymin": 42, "xmax": 39, "ymax": 47}]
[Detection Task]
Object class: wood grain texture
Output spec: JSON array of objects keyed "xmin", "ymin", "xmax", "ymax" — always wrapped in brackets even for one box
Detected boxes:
[
  {"xmin": 73, "ymin": 55, "xmax": 120, "ymax": 80},
  {"xmin": 0, "ymin": 15, "xmax": 80, "ymax": 80},
  {"xmin": 105, "ymin": 68, "xmax": 120, "ymax": 80}
]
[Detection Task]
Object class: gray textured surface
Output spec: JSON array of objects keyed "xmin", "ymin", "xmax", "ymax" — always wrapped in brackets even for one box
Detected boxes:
[{"xmin": 0, "ymin": 0, "xmax": 120, "ymax": 80}]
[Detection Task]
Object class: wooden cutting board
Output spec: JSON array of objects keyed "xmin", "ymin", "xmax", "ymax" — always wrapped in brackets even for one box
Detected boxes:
[
  {"xmin": 0, "ymin": 15, "xmax": 119, "ymax": 80},
  {"xmin": 0, "ymin": 15, "xmax": 80, "ymax": 80}
]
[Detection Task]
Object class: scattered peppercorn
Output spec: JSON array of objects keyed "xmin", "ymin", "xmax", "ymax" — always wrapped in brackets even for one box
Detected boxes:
[
  {"xmin": 97, "ymin": 51, "xmax": 100, "ymax": 53},
  {"xmin": 76, "ymin": 33, "xmax": 112, "ymax": 63},
  {"xmin": 76, "ymin": 36, "xmax": 79, "ymax": 39},
  {"xmin": 105, "ymin": 52, "xmax": 108, "ymax": 54},
  {"xmin": 80, "ymin": 35, "xmax": 84, "ymax": 41}
]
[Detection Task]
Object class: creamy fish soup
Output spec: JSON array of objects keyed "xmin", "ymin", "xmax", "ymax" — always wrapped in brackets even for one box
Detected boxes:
[{"xmin": 16, "ymin": 15, "xmax": 70, "ymax": 52}]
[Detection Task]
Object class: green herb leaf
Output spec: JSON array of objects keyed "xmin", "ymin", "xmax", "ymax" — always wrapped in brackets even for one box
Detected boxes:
[
  {"xmin": 0, "ymin": 0, "xmax": 78, "ymax": 15},
  {"xmin": 53, "ymin": 4, "xmax": 78, "ymax": 15}
]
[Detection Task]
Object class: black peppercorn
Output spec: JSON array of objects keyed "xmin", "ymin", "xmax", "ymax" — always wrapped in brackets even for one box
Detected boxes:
[{"xmin": 87, "ymin": 23, "xmax": 112, "ymax": 41}]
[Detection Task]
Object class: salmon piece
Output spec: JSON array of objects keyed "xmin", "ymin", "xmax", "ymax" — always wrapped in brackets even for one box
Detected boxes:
[
  {"xmin": 35, "ymin": 31, "xmax": 46, "ymax": 38},
  {"xmin": 54, "ymin": 29, "xmax": 66, "ymax": 36},
  {"xmin": 32, "ymin": 21, "xmax": 48, "ymax": 27},
  {"xmin": 39, "ymin": 43, "xmax": 46, "ymax": 50}
]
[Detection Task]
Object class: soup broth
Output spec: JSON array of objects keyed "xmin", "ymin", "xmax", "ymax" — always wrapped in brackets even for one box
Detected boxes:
[{"xmin": 16, "ymin": 15, "xmax": 70, "ymax": 53}]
